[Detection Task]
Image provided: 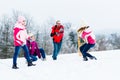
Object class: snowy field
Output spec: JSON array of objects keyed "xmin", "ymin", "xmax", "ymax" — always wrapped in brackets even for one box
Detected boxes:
[{"xmin": 0, "ymin": 50, "xmax": 120, "ymax": 80}]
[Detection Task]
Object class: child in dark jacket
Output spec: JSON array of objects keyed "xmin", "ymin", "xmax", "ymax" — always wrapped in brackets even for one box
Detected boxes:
[{"xmin": 25, "ymin": 35, "xmax": 46, "ymax": 61}]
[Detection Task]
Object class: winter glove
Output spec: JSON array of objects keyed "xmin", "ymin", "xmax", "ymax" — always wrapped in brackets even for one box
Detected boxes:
[
  {"xmin": 56, "ymin": 32, "xmax": 60, "ymax": 36},
  {"xmin": 50, "ymin": 32, "xmax": 56, "ymax": 37},
  {"xmin": 59, "ymin": 28, "xmax": 64, "ymax": 33}
]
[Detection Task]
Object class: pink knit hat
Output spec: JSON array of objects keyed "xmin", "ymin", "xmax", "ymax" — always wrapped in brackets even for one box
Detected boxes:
[
  {"xmin": 17, "ymin": 16, "xmax": 26, "ymax": 23},
  {"xmin": 14, "ymin": 16, "xmax": 26, "ymax": 29}
]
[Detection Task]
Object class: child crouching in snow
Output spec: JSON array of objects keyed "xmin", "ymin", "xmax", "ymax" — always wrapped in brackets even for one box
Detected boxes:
[
  {"xmin": 25, "ymin": 34, "xmax": 46, "ymax": 61},
  {"xmin": 77, "ymin": 26, "xmax": 97, "ymax": 61}
]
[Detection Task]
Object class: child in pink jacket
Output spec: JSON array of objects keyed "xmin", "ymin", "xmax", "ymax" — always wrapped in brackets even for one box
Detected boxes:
[
  {"xmin": 78, "ymin": 26, "xmax": 97, "ymax": 61},
  {"xmin": 12, "ymin": 16, "xmax": 35, "ymax": 69}
]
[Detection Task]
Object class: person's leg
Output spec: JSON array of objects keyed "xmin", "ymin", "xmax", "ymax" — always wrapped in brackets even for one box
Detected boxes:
[
  {"xmin": 82, "ymin": 44, "xmax": 92, "ymax": 56},
  {"xmin": 12, "ymin": 46, "xmax": 21, "ymax": 69},
  {"xmin": 52, "ymin": 42, "xmax": 58, "ymax": 60},
  {"xmin": 85, "ymin": 44, "xmax": 95, "ymax": 57},
  {"xmin": 22, "ymin": 45, "xmax": 35, "ymax": 66},
  {"xmin": 82, "ymin": 44, "xmax": 97, "ymax": 61},
  {"xmin": 40, "ymin": 48, "xmax": 46, "ymax": 59},
  {"xmin": 80, "ymin": 43, "xmax": 87, "ymax": 57},
  {"xmin": 22, "ymin": 45, "xmax": 31, "ymax": 62},
  {"xmin": 86, "ymin": 44, "xmax": 97, "ymax": 60},
  {"xmin": 80, "ymin": 43, "xmax": 93, "ymax": 61},
  {"xmin": 56, "ymin": 41, "xmax": 62, "ymax": 56},
  {"xmin": 30, "ymin": 55, "xmax": 37, "ymax": 61}
]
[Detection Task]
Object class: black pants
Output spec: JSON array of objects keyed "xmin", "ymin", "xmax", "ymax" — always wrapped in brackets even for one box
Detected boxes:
[{"xmin": 80, "ymin": 43, "xmax": 95, "ymax": 58}]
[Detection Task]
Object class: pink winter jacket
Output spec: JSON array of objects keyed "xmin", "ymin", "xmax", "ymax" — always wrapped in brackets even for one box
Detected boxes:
[
  {"xmin": 13, "ymin": 16, "xmax": 29, "ymax": 46},
  {"xmin": 81, "ymin": 29, "xmax": 96, "ymax": 44}
]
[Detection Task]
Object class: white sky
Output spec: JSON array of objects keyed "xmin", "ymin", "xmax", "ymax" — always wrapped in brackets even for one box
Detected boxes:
[{"xmin": 0, "ymin": 0, "xmax": 120, "ymax": 34}]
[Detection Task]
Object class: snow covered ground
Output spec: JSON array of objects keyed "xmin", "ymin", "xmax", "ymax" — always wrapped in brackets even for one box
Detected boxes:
[{"xmin": 0, "ymin": 50, "xmax": 120, "ymax": 80}]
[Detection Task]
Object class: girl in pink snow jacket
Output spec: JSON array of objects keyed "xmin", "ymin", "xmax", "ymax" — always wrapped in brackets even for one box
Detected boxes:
[
  {"xmin": 12, "ymin": 16, "xmax": 35, "ymax": 69},
  {"xmin": 78, "ymin": 26, "xmax": 97, "ymax": 61}
]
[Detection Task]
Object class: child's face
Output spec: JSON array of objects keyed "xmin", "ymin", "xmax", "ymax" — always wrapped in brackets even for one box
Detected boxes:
[
  {"xmin": 56, "ymin": 22, "xmax": 61, "ymax": 27},
  {"xmin": 22, "ymin": 20, "xmax": 26, "ymax": 26},
  {"xmin": 31, "ymin": 36, "xmax": 36, "ymax": 41}
]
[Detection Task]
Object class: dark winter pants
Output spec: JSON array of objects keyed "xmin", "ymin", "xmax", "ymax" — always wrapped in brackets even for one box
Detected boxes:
[
  {"xmin": 13, "ymin": 45, "xmax": 31, "ymax": 65},
  {"xmin": 30, "ymin": 55, "xmax": 37, "ymax": 61},
  {"xmin": 30, "ymin": 48, "xmax": 46, "ymax": 61},
  {"xmin": 52, "ymin": 41, "xmax": 62, "ymax": 59},
  {"xmin": 40, "ymin": 48, "xmax": 46, "ymax": 59},
  {"xmin": 80, "ymin": 43, "xmax": 95, "ymax": 58}
]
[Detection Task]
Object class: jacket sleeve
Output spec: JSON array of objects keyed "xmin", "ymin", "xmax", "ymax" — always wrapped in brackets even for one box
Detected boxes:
[
  {"xmin": 19, "ymin": 29, "xmax": 30, "ymax": 45},
  {"xmin": 82, "ymin": 31, "xmax": 92, "ymax": 43},
  {"xmin": 35, "ymin": 42, "xmax": 41, "ymax": 58},
  {"xmin": 50, "ymin": 26, "xmax": 56, "ymax": 37},
  {"xmin": 30, "ymin": 42, "xmax": 35, "ymax": 55},
  {"xmin": 58, "ymin": 26, "xmax": 64, "ymax": 38},
  {"xmin": 50, "ymin": 32, "xmax": 56, "ymax": 37},
  {"xmin": 59, "ymin": 26, "xmax": 64, "ymax": 33}
]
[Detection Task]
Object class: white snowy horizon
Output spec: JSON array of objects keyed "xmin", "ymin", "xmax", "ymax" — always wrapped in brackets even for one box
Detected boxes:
[
  {"xmin": 0, "ymin": 49, "xmax": 120, "ymax": 80},
  {"xmin": 0, "ymin": 0, "xmax": 120, "ymax": 35}
]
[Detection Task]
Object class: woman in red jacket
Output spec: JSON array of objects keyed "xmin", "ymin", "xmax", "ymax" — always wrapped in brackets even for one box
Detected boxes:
[{"xmin": 50, "ymin": 20, "xmax": 64, "ymax": 60}]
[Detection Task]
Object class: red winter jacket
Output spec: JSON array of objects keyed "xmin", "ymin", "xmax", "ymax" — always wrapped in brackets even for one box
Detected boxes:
[{"xmin": 50, "ymin": 25, "xmax": 64, "ymax": 43}]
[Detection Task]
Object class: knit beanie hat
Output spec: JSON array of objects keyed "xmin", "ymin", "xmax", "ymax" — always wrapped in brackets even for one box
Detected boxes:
[
  {"xmin": 17, "ymin": 16, "xmax": 26, "ymax": 23},
  {"xmin": 56, "ymin": 20, "xmax": 61, "ymax": 24},
  {"xmin": 14, "ymin": 16, "xmax": 26, "ymax": 29}
]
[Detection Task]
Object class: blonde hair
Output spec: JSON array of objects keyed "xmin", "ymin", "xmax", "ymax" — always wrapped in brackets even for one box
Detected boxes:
[{"xmin": 77, "ymin": 26, "xmax": 89, "ymax": 33}]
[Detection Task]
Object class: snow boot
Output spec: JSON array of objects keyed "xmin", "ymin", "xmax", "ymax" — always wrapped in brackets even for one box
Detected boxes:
[
  {"xmin": 83, "ymin": 57, "xmax": 88, "ymax": 61},
  {"xmin": 28, "ymin": 61, "xmax": 36, "ymax": 66},
  {"xmin": 52, "ymin": 56, "xmax": 57, "ymax": 60},
  {"xmin": 41, "ymin": 58, "xmax": 47, "ymax": 61},
  {"xmin": 53, "ymin": 57, "xmax": 57, "ymax": 60},
  {"xmin": 12, "ymin": 64, "xmax": 19, "ymax": 69},
  {"xmin": 89, "ymin": 56, "xmax": 97, "ymax": 60}
]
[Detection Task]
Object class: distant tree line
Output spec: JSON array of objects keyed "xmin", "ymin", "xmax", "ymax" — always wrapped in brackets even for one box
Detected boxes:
[{"xmin": 0, "ymin": 10, "xmax": 120, "ymax": 58}]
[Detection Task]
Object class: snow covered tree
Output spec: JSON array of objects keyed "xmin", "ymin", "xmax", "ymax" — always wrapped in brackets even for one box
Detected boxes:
[
  {"xmin": 95, "ymin": 35, "xmax": 108, "ymax": 51},
  {"xmin": 61, "ymin": 22, "xmax": 78, "ymax": 53},
  {"xmin": 68, "ymin": 31, "xmax": 77, "ymax": 47},
  {"xmin": 109, "ymin": 33, "xmax": 120, "ymax": 49}
]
